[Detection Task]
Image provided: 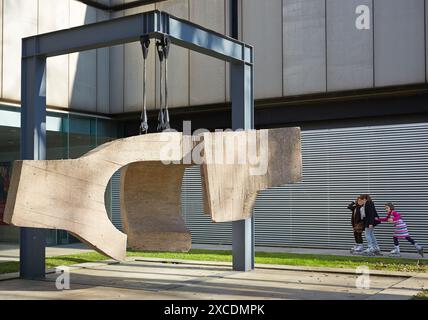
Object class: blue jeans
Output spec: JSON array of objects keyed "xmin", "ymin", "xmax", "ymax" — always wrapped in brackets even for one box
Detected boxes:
[{"xmin": 365, "ymin": 227, "xmax": 379, "ymax": 251}]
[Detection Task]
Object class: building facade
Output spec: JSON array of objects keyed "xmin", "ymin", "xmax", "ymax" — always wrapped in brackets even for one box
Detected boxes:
[{"xmin": 0, "ymin": 0, "xmax": 427, "ymax": 251}]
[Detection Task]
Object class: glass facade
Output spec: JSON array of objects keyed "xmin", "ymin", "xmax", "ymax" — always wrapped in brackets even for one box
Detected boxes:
[{"xmin": 0, "ymin": 104, "xmax": 122, "ymax": 246}]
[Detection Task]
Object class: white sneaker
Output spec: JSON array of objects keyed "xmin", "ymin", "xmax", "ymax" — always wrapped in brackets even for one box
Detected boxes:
[
  {"xmin": 415, "ymin": 244, "xmax": 424, "ymax": 258},
  {"xmin": 362, "ymin": 248, "xmax": 375, "ymax": 256},
  {"xmin": 389, "ymin": 247, "xmax": 401, "ymax": 257},
  {"xmin": 352, "ymin": 245, "xmax": 364, "ymax": 254},
  {"xmin": 373, "ymin": 248, "xmax": 383, "ymax": 256}
]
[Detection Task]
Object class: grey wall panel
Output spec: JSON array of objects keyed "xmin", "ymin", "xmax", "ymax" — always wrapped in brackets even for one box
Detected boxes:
[
  {"xmin": 39, "ymin": 0, "xmax": 70, "ymax": 109},
  {"xmin": 374, "ymin": 0, "xmax": 425, "ymax": 86},
  {"xmin": 109, "ymin": 43, "xmax": 124, "ymax": 114},
  {"xmin": 97, "ymin": 0, "xmax": 113, "ymax": 113},
  {"xmin": 69, "ymin": 1, "xmax": 97, "ymax": 111},
  {"xmin": 225, "ymin": 0, "xmax": 243, "ymax": 103},
  {"xmin": 156, "ymin": 0, "xmax": 189, "ymax": 108},
  {"xmin": 109, "ymin": 6, "xmax": 125, "ymax": 114},
  {"xmin": 189, "ymin": 0, "xmax": 226, "ymax": 106},
  {"xmin": 182, "ymin": 123, "xmax": 428, "ymax": 253},
  {"xmin": 283, "ymin": 0, "xmax": 326, "ymax": 96},
  {"xmin": 152, "ymin": 0, "xmax": 190, "ymax": 108},
  {"xmin": 2, "ymin": 0, "xmax": 106, "ymax": 111},
  {"xmin": 182, "ymin": 166, "xmax": 232, "ymax": 245},
  {"xmin": 243, "ymin": 0, "xmax": 283, "ymax": 99},
  {"xmin": 124, "ymin": 4, "xmax": 156, "ymax": 113},
  {"xmin": 2, "ymin": 0, "xmax": 38, "ymax": 101},
  {"xmin": 96, "ymin": 9, "xmax": 110, "ymax": 114},
  {"xmin": 326, "ymin": 0, "xmax": 373, "ymax": 91}
]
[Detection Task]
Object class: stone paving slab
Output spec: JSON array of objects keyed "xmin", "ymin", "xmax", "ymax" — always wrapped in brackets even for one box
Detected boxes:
[
  {"xmin": 366, "ymin": 275, "xmax": 428, "ymax": 300},
  {"xmin": 165, "ymin": 267, "xmax": 407, "ymax": 300},
  {"xmin": 134, "ymin": 257, "xmax": 428, "ymax": 279},
  {"xmin": 0, "ymin": 259, "xmax": 425, "ymax": 300}
]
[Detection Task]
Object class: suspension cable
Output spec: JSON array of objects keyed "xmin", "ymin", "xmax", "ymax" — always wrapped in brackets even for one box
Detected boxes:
[
  {"xmin": 156, "ymin": 36, "xmax": 171, "ymax": 132},
  {"xmin": 139, "ymin": 36, "xmax": 150, "ymax": 135},
  {"xmin": 163, "ymin": 37, "xmax": 171, "ymax": 130}
]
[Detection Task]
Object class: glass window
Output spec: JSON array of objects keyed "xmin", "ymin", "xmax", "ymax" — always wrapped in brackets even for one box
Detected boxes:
[
  {"xmin": 46, "ymin": 112, "xmax": 70, "ymax": 245},
  {"xmin": 47, "ymin": 112, "xmax": 69, "ymax": 160},
  {"xmin": 97, "ymin": 118, "xmax": 122, "ymax": 145},
  {"xmin": 69, "ymin": 115, "xmax": 96, "ymax": 159},
  {"xmin": 0, "ymin": 115, "xmax": 20, "ymax": 243},
  {"xmin": 0, "ymin": 106, "xmax": 122, "ymax": 246}
]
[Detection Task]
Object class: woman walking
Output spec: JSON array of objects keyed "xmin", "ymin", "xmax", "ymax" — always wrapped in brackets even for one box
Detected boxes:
[
  {"xmin": 357, "ymin": 194, "xmax": 382, "ymax": 256},
  {"xmin": 379, "ymin": 203, "xmax": 424, "ymax": 257}
]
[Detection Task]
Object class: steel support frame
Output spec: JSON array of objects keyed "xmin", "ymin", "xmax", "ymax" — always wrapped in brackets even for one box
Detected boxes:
[{"xmin": 20, "ymin": 9, "xmax": 254, "ymax": 278}]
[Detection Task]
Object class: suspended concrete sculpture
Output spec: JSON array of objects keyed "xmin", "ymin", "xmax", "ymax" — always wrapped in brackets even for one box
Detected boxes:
[{"xmin": 3, "ymin": 128, "xmax": 301, "ymax": 261}]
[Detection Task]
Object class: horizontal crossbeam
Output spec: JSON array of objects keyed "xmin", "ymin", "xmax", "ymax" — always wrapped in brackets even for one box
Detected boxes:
[{"xmin": 22, "ymin": 10, "xmax": 252, "ymax": 65}]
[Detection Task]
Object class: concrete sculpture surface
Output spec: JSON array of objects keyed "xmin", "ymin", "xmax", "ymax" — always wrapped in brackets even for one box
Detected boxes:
[{"xmin": 3, "ymin": 128, "xmax": 301, "ymax": 261}]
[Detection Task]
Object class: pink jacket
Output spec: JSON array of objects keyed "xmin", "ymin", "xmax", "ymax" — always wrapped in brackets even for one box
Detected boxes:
[{"xmin": 377, "ymin": 210, "xmax": 402, "ymax": 222}]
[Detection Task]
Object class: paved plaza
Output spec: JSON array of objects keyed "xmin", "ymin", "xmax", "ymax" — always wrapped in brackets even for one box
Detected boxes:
[{"xmin": 0, "ymin": 258, "xmax": 426, "ymax": 300}]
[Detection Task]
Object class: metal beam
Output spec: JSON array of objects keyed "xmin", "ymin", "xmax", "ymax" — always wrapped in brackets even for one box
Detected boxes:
[{"xmin": 22, "ymin": 11, "xmax": 252, "ymax": 65}]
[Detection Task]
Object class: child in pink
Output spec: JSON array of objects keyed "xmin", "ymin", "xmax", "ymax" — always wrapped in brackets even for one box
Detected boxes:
[{"xmin": 378, "ymin": 203, "xmax": 423, "ymax": 257}]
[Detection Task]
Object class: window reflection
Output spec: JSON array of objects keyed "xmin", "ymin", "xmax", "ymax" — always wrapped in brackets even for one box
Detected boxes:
[{"xmin": 0, "ymin": 106, "xmax": 121, "ymax": 246}]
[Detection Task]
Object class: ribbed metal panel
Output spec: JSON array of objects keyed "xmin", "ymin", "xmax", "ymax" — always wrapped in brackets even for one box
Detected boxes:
[
  {"xmin": 182, "ymin": 166, "xmax": 232, "ymax": 245},
  {"xmin": 182, "ymin": 123, "xmax": 428, "ymax": 253},
  {"xmin": 111, "ymin": 171, "xmax": 122, "ymax": 231}
]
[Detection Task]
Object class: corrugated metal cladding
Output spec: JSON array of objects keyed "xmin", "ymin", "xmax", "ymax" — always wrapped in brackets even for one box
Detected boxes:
[
  {"xmin": 111, "ymin": 171, "xmax": 122, "ymax": 231},
  {"xmin": 182, "ymin": 167, "xmax": 233, "ymax": 245},
  {"xmin": 181, "ymin": 123, "xmax": 428, "ymax": 253}
]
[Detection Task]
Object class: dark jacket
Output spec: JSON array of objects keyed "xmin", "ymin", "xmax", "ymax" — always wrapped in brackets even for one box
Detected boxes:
[
  {"xmin": 347, "ymin": 202, "xmax": 364, "ymax": 232},
  {"xmin": 363, "ymin": 200, "xmax": 380, "ymax": 228}
]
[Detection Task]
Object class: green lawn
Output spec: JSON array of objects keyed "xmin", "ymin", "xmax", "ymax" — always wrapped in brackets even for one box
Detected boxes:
[
  {"xmin": 1, "ymin": 249, "xmax": 427, "ymax": 275},
  {"xmin": 0, "ymin": 252, "xmax": 108, "ymax": 275},
  {"xmin": 128, "ymin": 249, "xmax": 428, "ymax": 273},
  {"xmin": 0, "ymin": 261, "xmax": 19, "ymax": 275}
]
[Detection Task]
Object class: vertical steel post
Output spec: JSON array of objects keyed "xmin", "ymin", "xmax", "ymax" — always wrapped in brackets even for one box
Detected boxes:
[
  {"xmin": 231, "ymin": 61, "xmax": 255, "ymax": 272},
  {"xmin": 20, "ymin": 45, "xmax": 47, "ymax": 279},
  {"xmin": 230, "ymin": 0, "xmax": 255, "ymax": 272}
]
